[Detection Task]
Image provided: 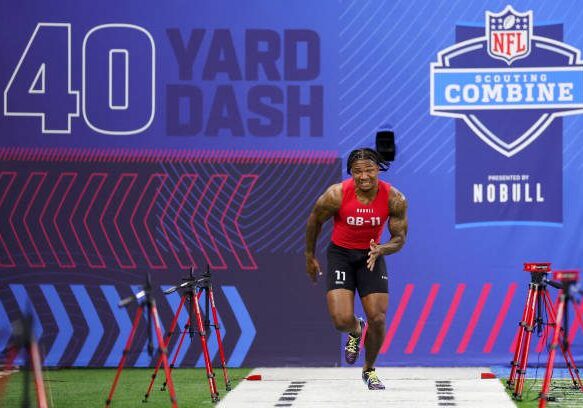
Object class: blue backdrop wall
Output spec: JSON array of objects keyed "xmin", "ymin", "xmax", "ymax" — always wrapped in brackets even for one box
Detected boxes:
[{"xmin": 1, "ymin": 0, "xmax": 583, "ymax": 368}]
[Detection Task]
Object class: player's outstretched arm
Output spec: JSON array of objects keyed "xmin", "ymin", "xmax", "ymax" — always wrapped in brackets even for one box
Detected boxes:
[
  {"xmin": 304, "ymin": 184, "xmax": 342, "ymax": 282},
  {"xmin": 383, "ymin": 186, "xmax": 408, "ymax": 255},
  {"xmin": 366, "ymin": 186, "xmax": 408, "ymax": 270}
]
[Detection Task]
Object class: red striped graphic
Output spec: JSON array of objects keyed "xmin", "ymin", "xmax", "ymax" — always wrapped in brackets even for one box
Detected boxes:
[
  {"xmin": 0, "ymin": 170, "xmax": 259, "ymax": 271},
  {"xmin": 359, "ymin": 322, "xmax": 369, "ymax": 349},
  {"xmin": 202, "ymin": 175, "xmax": 229, "ymax": 269},
  {"xmin": 170, "ymin": 174, "xmax": 198, "ymax": 268},
  {"xmin": 160, "ymin": 174, "xmax": 198, "ymax": 269},
  {"xmin": 483, "ymin": 282, "xmax": 517, "ymax": 353},
  {"xmin": 130, "ymin": 174, "xmax": 168, "ymax": 269},
  {"xmin": 100, "ymin": 173, "xmax": 138, "ymax": 269},
  {"xmin": 431, "ymin": 283, "xmax": 466, "ymax": 354},
  {"xmin": 69, "ymin": 173, "xmax": 107, "ymax": 268},
  {"xmin": 221, "ymin": 175, "xmax": 259, "ymax": 270},
  {"xmin": 9, "ymin": 172, "xmax": 47, "ymax": 267},
  {"xmin": 189, "ymin": 177, "xmax": 216, "ymax": 268},
  {"xmin": 0, "ymin": 172, "xmax": 17, "ymax": 267},
  {"xmin": 568, "ymin": 301, "xmax": 583, "ymax": 344},
  {"xmin": 39, "ymin": 172, "xmax": 77, "ymax": 268},
  {"xmin": 405, "ymin": 284, "xmax": 440, "ymax": 354},
  {"xmin": 380, "ymin": 284, "xmax": 414, "ymax": 354},
  {"xmin": 0, "ymin": 147, "xmax": 338, "ymax": 164},
  {"xmin": 457, "ymin": 283, "xmax": 492, "ymax": 353}
]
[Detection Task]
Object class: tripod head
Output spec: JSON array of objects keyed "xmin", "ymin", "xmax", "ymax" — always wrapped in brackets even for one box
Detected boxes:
[
  {"xmin": 552, "ymin": 269, "xmax": 579, "ymax": 284},
  {"xmin": 524, "ymin": 262, "xmax": 552, "ymax": 285},
  {"xmin": 524, "ymin": 262, "xmax": 551, "ymax": 272},
  {"xmin": 10, "ymin": 308, "xmax": 35, "ymax": 349},
  {"xmin": 163, "ymin": 265, "xmax": 212, "ymax": 295},
  {"xmin": 118, "ymin": 273, "xmax": 154, "ymax": 308},
  {"xmin": 551, "ymin": 270, "xmax": 581, "ymax": 296},
  {"xmin": 550, "ymin": 270, "xmax": 580, "ymax": 353},
  {"xmin": 117, "ymin": 274, "xmax": 157, "ymax": 356}
]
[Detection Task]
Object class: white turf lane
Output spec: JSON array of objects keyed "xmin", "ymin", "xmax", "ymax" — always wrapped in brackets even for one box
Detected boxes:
[{"xmin": 217, "ymin": 367, "xmax": 516, "ymax": 408}]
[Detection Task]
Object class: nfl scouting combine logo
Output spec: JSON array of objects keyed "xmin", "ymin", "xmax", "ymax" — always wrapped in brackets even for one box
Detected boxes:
[{"xmin": 430, "ymin": 5, "xmax": 583, "ymax": 226}]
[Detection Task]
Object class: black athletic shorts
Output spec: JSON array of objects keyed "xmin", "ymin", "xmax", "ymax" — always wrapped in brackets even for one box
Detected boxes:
[{"xmin": 326, "ymin": 242, "xmax": 388, "ymax": 297}]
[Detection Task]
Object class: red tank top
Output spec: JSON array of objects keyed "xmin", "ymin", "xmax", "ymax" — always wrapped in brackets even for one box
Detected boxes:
[{"xmin": 331, "ymin": 179, "xmax": 391, "ymax": 249}]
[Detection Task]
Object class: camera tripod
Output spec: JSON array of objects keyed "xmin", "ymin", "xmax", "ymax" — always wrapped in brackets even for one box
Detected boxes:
[
  {"xmin": 143, "ymin": 266, "xmax": 230, "ymax": 404},
  {"xmin": 507, "ymin": 263, "xmax": 582, "ymax": 400},
  {"xmin": 105, "ymin": 274, "xmax": 178, "ymax": 408},
  {"xmin": 538, "ymin": 270, "xmax": 583, "ymax": 408}
]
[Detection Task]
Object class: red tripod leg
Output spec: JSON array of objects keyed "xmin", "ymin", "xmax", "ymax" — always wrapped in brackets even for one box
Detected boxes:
[
  {"xmin": 542, "ymin": 289, "xmax": 583, "ymax": 390},
  {"xmin": 105, "ymin": 306, "xmax": 143, "ymax": 408},
  {"xmin": 560, "ymin": 341, "xmax": 583, "ymax": 390},
  {"xmin": 160, "ymin": 322, "xmax": 190, "ymax": 391},
  {"xmin": 208, "ymin": 286, "xmax": 231, "ymax": 391},
  {"xmin": 509, "ymin": 284, "xmax": 537, "ymax": 388},
  {"xmin": 150, "ymin": 302, "xmax": 178, "ymax": 408},
  {"xmin": 0, "ymin": 345, "xmax": 18, "ymax": 397},
  {"xmin": 531, "ymin": 290, "xmax": 557, "ymax": 354},
  {"xmin": 514, "ymin": 286, "xmax": 540, "ymax": 399},
  {"xmin": 159, "ymin": 291, "xmax": 203, "ymax": 392},
  {"xmin": 144, "ymin": 293, "xmax": 187, "ymax": 401},
  {"xmin": 161, "ymin": 291, "xmax": 203, "ymax": 392},
  {"xmin": 564, "ymin": 303, "xmax": 583, "ymax": 391},
  {"xmin": 29, "ymin": 340, "xmax": 48, "ymax": 408},
  {"xmin": 192, "ymin": 288, "xmax": 219, "ymax": 402},
  {"xmin": 542, "ymin": 291, "xmax": 577, "ymax": 383},
  {"xmin": 539, "ymin": 293, "xmax": 566, "ymax": 408},
  {"xmin": 170, "ymin": 289, "xmax": 204, "ymax": 369},
  {"xmin": 2, "ymin": 344, "xmax": 19, "ymax": 371}
]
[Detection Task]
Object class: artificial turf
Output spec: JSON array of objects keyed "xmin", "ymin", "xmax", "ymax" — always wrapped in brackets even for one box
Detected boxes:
[
  {"xmin": 7, "ymin": 368, "xmax": 582, "ymax": 407},
  {"xmin": 1, "ymin": 367, "xmax": 251, "ymax": 407},
  {"xmin": 502, "ymin": 378, "xmax": 583, "ymax": 407}
]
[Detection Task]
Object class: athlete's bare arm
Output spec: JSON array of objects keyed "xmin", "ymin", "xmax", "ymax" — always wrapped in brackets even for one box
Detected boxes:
[
  {"xmin": 367, "ymin": 186, "xmax": 408, "ymax": 270},
  {"xmin": 305, "ymin": 184, "xmax": 342, "ymax": 282}
]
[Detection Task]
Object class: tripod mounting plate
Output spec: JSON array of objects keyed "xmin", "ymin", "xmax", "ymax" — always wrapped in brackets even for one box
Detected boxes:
[
  {"xmin": 523, "ymin": 262, "xmax": 551, "ymax": 273},
  {"xmin": 163, "ymin": 275, "xmax": 212, "ymax": 295},
  {"xmin": 552, "ymin": 269, "xmax": 579, "ymax": 283}
]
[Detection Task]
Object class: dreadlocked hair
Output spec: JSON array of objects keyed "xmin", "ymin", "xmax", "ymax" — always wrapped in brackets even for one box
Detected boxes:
[{"xmin": 346, "ymin": 148, "xmax": 390, "ymax": 175}]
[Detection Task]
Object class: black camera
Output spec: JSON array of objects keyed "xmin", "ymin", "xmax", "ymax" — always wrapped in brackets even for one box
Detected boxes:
[{"xmin": 376, "ymin": 128, "xmax": 396, "ymax": 162}]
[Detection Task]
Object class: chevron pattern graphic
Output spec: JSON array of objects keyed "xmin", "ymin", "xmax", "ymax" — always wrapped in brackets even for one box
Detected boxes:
[{"xmin": 0, "ymin": 284, "xmax": 255, "ymax": 368}]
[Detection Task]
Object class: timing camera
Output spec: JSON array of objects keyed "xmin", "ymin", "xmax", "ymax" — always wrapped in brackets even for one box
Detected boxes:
[{"xmin": 376, "ymin": 127, "xmax": 396, "ymax": 162}]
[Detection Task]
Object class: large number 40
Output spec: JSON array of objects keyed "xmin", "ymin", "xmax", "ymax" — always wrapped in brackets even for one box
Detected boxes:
[{"xmin": 3, "ymin": 23, "xmax": 155, "ymax": 135}]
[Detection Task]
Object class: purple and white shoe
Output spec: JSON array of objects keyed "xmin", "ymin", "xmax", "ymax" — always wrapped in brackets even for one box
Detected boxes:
[
  {"xmin": 362, "ymin": 368, "xmax": 386, "ymax": 390},
  {"xmin": 344, "ymin": 318, "xmax": 365, "ymax": 365}
]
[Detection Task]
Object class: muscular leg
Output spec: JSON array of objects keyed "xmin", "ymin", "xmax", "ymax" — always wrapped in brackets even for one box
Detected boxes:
[
  {"xmin": 360, "ymin": 293, "xmax": 388, "ymax": 371},
  {"xmin": 326, "ymin": 289, "xmax": 361, "ymax": 335}
]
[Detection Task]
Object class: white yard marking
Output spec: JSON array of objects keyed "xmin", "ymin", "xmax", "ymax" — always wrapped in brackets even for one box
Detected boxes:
[{"xmin": 218, "ymin": 367, "xmax": 516, "ymax": 408}]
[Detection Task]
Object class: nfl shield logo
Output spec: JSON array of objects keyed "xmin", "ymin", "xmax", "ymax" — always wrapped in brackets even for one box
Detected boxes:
[{"xmin": 486, "ymin": 5, "xmax": 532, "ymax": 64}]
